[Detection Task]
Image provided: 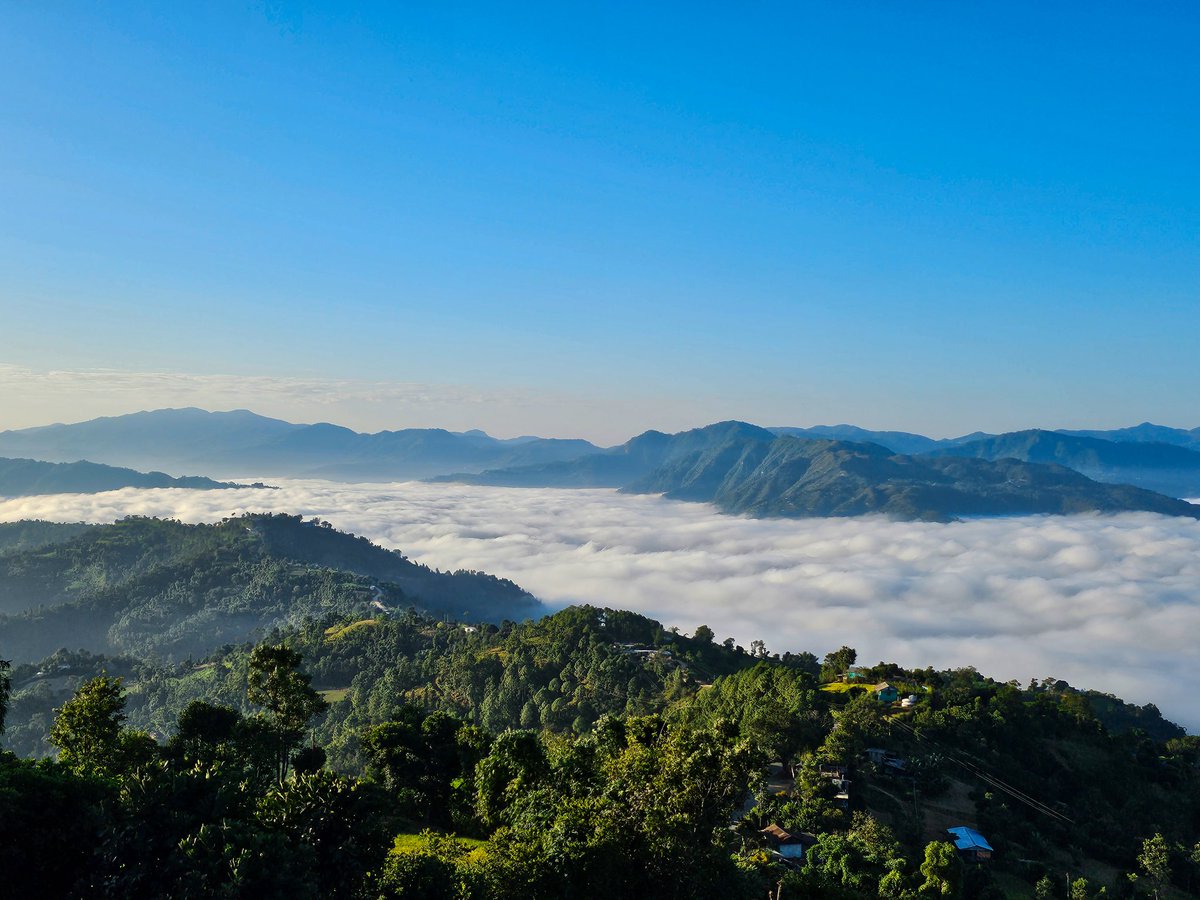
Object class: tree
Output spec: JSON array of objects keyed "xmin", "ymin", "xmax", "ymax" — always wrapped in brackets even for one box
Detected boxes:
[
  {"xmin": 693, "ymin": 625, "xmax": 715, "ymax": 644},
  {"xmin": 49, "ymin": 675, "xmax": 128, "ymax": 779},
  {"xmin": 0, "ymin": 659, "xmax": 9, "ymax": 734},
  {"xmin": 257, "ymin": 770, "xmax": 391, "ymax": 898},
  {"xmin": 1035, "ymin": 875, "xmax": 1055, "ymax": 900},
  {"xmin": 1137, "ymin": 833, "xmax": 1171, "ymax": 899},
  {"xmin": 475, "ymin": 729, "xmax": 548, "ymax": 828},
  {"xmin": 821, "ymin": 646, "xmax": 857, "ymax": 682},
  {"xmin": 918, "ymin": 841, "xmax": 961, "ymax": 896},
  {"xmin": 0, "ymin": 753, "xmax": 111, "ymax": 898},
  {"xmin": 246, "ymin": 644, "xmax": 328, "ymax": 782}
]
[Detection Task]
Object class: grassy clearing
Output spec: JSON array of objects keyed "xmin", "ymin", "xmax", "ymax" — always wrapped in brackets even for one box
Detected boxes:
[
  {"xmin": 319, "ymin": 688, "xmax": 350, "ymax": 703},
  {"xmin": 391, "ymin": 833, "xmax": 487, "ymax": 855},
  {"xmin": 324, "ymin": 619, "xmax": 378, "ymax": 642},
  {"xmin": 820, "ymin": 681, "xmax": 867, "ymax": 693}
]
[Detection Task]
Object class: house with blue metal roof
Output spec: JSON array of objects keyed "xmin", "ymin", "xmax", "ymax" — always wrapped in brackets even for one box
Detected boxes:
[{"xmin": 946, "ymin": 826, "xmax": 993, "ymax": 863}]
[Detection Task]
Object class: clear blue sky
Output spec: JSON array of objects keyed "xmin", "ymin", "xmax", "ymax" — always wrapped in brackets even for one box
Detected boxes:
[{"xmin": 1, "ymin": 2, "xmax": 1196, "ymax": 441}]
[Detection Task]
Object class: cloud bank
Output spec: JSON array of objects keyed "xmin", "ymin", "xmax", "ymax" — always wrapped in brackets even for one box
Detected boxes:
[{"xmin": 2, "ymin": 481, "xmax": 1198, "ymax": 730}]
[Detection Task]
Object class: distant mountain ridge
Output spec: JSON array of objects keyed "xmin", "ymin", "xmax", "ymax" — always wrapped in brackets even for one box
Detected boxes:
[
  {"xmin": 3, "ymin": 408, "xmax": 1198, "ymax": 505},
  {"xmin": 0, "ymin": 408, "xmax": 601, "ymax": 481},
  {"xmin": 0, "ymin": 456, "xmax": 249, "ymax": 496},
  {"xmin": 435, "ymin": 421, "xmax": 777, "ymax": 488},
  {"xmin": 621, "ymin": 434, "xmax": 1199, "ymax": 521},
  {"xmin": 440, "ymin": 423, "xmax": 1200, "ymax": 522},
  {"xmin": 927, "ymin": 429, "xmax": 1200, "ymax": 498},
  {"xmin": 1055, "ymin": 421, "xmax": 1200, "ymax": 450}
]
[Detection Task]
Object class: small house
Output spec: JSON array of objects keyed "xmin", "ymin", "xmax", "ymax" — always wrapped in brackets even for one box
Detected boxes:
[
  {"xmin": 865, "ymin": 748, "xmax": 907, "ymax": 775},
  {"xmin": 760, "ymin": 824, "xmax": 818, "ymax": 861},
  {"xmin": 833, "ymin": 781, "xmax": 851, "ymax": 809},
  {"xmin": 873, "ymin": 682, "xmax": 899, "ymax": 703},
  {"xmin": 947, "ymin": 826, "xmax": 993, "ymax": 863}
]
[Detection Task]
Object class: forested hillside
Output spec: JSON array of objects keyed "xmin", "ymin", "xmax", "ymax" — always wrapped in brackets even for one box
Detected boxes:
[
  {"xmin": 0, "ymin": 514, "xmax": 539, "ymax": 662},
  {"xmin": 3, "ymin": 605, "xmax": 1196, "ymax": 898},
  {"xmin": 439, "ymin": 424, "xmax": 1200, "ymax": 522}
]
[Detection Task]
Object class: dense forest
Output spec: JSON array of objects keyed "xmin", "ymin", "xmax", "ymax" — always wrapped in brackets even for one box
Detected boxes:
[
  {"xmin": 0, "ymin": 514, "xmax": 539, "ymax": 662},
  {"xmin": 3, "ymin": 600, "xmax": 1198, "ymax": 899}
]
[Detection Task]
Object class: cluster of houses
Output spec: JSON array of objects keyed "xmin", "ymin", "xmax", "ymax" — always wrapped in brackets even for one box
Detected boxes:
[
  {"xmin": 612, "ymin": 643, "xmax": 684, "ymax": 669},
  {"xmin": 843, "ymin": 669, "xmax": 921, "ymax": 708},
  {"xmin": 759, "ymin": 820, "xmax": 993, "ymax": 867},
  {"xmin": 755, "ymin": 744, "xmax": 992, "ymax": 869}
]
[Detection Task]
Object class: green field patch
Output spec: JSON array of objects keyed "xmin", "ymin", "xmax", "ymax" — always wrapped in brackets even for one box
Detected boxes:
[
  {"xmin": 324, "ymin": 618, "xmax": 379, "ymax": 641},
  {"xmin": 391, "ymin": 832, "xmax": 487, "ymax": 855},
  {"xmin": 821, "ymin": 681, "xmax": 869, "ymax": 693},
  {"xmin": 319, "ymin": 688, "xmax": 350, "ymax": 703}
]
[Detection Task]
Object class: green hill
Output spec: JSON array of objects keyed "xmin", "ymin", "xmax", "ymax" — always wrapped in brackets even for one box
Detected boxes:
[
  {"xmin": 625, "ymin": 435, "xmax": 1200, "ymax": 521},
  {"xmin": 439, "ymin": 424, "xmax": 1200, "ymax": 521},
  {"xmin": 0, "ymin": 513, "xmax": 539, "ymax": 662}
]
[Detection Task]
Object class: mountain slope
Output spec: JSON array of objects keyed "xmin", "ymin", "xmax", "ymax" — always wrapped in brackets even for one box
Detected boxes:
[
  {"xmin": 0, "ymin": 456, "xmax": 248, "ymax": 496},
  {"xmin": 0, "ymin": 513, "xmax": 539, "ymax": 662},
  {"xmin": 623, "ymin": 435, "xmax": 1200, "ymax": 521},
  {"xmin": 1055, "ymin": 421, "xmax": 1200, "ymax": 450},
  {"xmin": 0, "ymin": 408, "xmax": 602, "ymax": 481},
  {"xmin": 436, "ymin": 420, "xmax": 775, "ymax": 487},
  {"xmin": 768, "ymin": 425, "xmax": 946, "ymax": 455},
  {"xmin": 928, "ymin": 429, "xmax": 1200, "ymax": 497},
  {"xmin": 441, "ymin": 423, "xmax": 1200, "ymax": 521}
]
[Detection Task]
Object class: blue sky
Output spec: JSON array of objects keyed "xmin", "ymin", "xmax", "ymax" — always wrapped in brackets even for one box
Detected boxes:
[{"xmin": 1, "ymin": 2, "xmax": 1196, "ymax": 441}]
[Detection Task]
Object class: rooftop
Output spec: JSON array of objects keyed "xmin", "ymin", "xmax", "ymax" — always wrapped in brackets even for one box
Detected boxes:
[{"xmin": 947, "ymin": 826, "xmax": 994, "ymax": 853}]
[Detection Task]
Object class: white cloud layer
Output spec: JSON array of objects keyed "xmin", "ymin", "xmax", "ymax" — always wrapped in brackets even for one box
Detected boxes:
[{"xmin": 2, "ymin": 481, "xmax": 1198, "ymax": 731}]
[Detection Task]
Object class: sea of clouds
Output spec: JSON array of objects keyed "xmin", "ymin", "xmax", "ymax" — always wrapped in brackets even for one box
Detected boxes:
[{"xmin": 2, "ymin": 480, "xmax": 1198, "ymax": 731}]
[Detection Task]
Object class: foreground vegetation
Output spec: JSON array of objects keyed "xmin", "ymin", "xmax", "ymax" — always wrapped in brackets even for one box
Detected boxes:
[{"xmin": 2, "ymin": 603, "xmax": 1198, "ymax": 899}]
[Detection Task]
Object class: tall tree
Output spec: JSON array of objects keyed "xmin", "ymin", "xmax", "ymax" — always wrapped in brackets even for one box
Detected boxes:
[
  {"xmin": 1138, "ymin": 833, "xmax": 1171, "ymax": 900},
  {"xmin": 821, "ymin": 646, "xmax": 857, "ymax": 682},
  {"xmin": 0, "ymin": 659, "xmax": 10, "ymax": 735},
  {"xmin": 49, "ymin": 675, "xmax": 127, "ymax": 779},
  {"xmin": 918, "ymin": 841, "xmax": 961, "ymax": 896},
  {"xmin": 246, "ymin": 644, "xmax": 328, "ymax": 782}
]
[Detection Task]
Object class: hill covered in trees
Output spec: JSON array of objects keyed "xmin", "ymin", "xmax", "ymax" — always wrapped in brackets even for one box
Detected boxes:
[
  {"xmin": 0, "ymin": 514, "xmax": 539, "ymax": 663},
  {"xmin": 2, "ymin": 604, "xmax": 1197, "ymax": 899},
  {"xmin": 442, "ymin": 423, "xmax": 1200, "ymax": 522}
]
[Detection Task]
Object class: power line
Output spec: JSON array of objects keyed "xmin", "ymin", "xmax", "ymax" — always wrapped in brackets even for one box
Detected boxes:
[{"xmin": 887, "ymin": 716, "xmax": 1074, "ymax": 825}]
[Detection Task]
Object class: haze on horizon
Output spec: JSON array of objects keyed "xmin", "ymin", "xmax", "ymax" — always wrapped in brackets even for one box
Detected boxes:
[{"xmin": 1, "ymin": 3, "xmax": 1198, "ymax": 441}]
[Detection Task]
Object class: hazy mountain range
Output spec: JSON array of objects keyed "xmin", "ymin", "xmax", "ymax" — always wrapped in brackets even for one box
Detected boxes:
[
  {"xmin": 0, "ymin": 456, "xmax": 251, "ymax": 497},
  {"xmin": 1, "ymin": 408, "xmax": 1199, "ymax": 520},
  {"xmin": 445, "ymin": 421, "xmax": 1200, "ymax": 522},
  {"xmin": 0, "ymin": 408, "xmax": 600, "ymax": 481}
]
